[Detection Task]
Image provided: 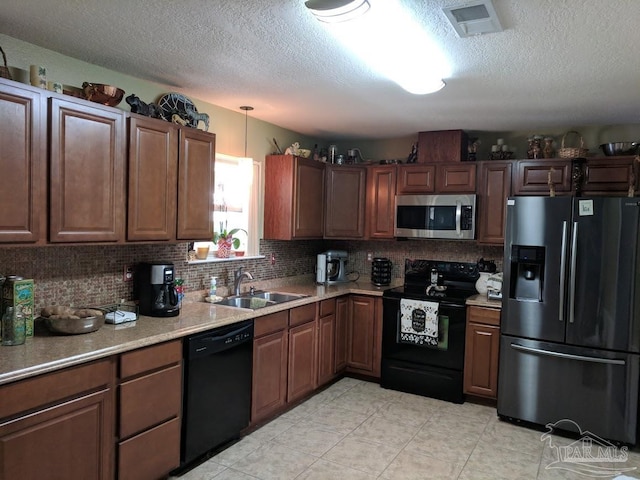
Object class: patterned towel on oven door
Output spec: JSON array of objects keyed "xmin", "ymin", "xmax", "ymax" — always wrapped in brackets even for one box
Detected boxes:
[{"xmin": 399, "ymin": 298, "xmax": 439, "ymax": 347}]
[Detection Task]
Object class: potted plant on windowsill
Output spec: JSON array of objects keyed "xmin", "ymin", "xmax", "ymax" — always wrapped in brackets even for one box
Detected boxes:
[{"xmin": 213, "ymin": 222, "xmax": 247, "ymax": 258}]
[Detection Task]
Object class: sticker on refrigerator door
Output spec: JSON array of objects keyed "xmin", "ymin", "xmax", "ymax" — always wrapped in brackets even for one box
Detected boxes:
[
  {"xmin": 578, "ymin": 199, "xmax": 594, "ymax": 216},
  {"xmin": 507, "ymin": 199, "xmax": 515, "ymax": 205}
]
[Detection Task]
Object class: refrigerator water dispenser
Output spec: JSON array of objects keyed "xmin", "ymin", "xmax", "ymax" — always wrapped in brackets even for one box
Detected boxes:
[{"xmin": 509, "ymin": 245, "xmax": 545, "ymax": 301}]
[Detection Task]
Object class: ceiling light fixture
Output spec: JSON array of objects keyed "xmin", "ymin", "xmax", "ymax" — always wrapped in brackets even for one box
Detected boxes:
[
  {"xmin": 239, "ymin": 105, "xmax": 253, "ymax": 157},
  {"xmin": 306, "ymin": 0, "xmax": 449, "ymax": 95},
  {"xmin": 305, "ymin": 0, "xmax": 370, "ymax": 23}
]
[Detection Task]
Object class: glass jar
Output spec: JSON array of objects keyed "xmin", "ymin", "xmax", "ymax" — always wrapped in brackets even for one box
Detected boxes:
[{"xmin": 2, "ymin": 306, "xmax": 26, "ymax": 346}]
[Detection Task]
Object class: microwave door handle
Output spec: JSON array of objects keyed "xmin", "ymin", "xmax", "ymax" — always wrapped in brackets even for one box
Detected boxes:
[{"xmin": 455, "ymin": 201, "xmax": 462, "ymax": 236}]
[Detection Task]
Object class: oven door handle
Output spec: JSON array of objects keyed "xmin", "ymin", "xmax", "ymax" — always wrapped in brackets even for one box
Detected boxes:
[{"xmin": 455, "ymin": 200, "xmax": 462, "ymax": 236}]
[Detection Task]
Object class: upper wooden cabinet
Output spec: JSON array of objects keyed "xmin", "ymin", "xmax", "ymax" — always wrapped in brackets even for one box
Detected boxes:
[
  {"xmin": 0, "ymin": 79, "xmax": 46, "ymax": 244},
  {"xmin": 366, "ymin": 165, "xmax": 396, "ymax": 239},
  {"xmin": 512, "ymin": 159, "xmax": 572, "ymax": 195},
  {"xmin": 176, "ymin": 127, "xmax": 216, "ymax": 240},
  {"xmin": 436, "ymin": 163, "xmax": 477, "ymax": 193},
  {"xmin": 264, "ymin": 155, "xmax": 325, "ymax": 240},
  {"xmin": 476, "ymin": 161, "xmax": 512, "ymax": 245},
  {"xmin": 397, "ymin": 163, "xmax": 475, "ymax": 194},
  {"xmin": 396, "ymin": 164, "xmax": 435, "ymax": 194},
  {"xmin": 324, "ymin": 165, "xmax": 366, "ymax": 239},
  {"xmin": 49, "ymin": 96, "xmax": 126, "ymax": 242},
  {"xmin": 417, "ymin": 130, "xmax": 468, "ymax": 163},
  {"xmin": 581, "ymin": 156, "xmax": 637, "ymax": 195},
  {"xmin": 127, "ymin": 115, "xmax": 179, "ymax": 241}
]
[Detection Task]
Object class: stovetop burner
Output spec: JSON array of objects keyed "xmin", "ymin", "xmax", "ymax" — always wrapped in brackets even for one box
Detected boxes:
[{"xmin": 383, "ymin": 259, "xmax": 480, "ymax": 305}]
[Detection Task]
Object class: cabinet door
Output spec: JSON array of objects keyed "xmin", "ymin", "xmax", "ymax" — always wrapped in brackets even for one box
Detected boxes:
[
  {"xmin": 346, "ymin": 295, "xmax": 375, "ymax": 373},
  {"xmin": 324, "ymin": 165, "xmax": 366, "ymax": 238},
  {"xmin": 396, "ymin": 164, "xmax": 435, "ymax": 194},
  {"xmin": 317, "ymin": 300, "xmax": 336, "ymax": 386},
  {"xmin": 0, "ymin": 81, "xmax": 45, "ymax": 244},
  {"xmin": 177, "ymin": 128, "xmax": 215, "ymax": 240},
  {"xmin": 477, "ymin": 161, "xmax": 512, "ymax": 245},
  {"xmin": 583, "ymin": 157, "xmax": 635, "ymax": 194},
  {"xmin": 436, "ymin": 164, "xmax": 476, "ymax": 193},
  {"xmin": 127, "ymin": 115, "xmax": 178, "ymax": 241},
  {"xmin": 463, "ymin": 307, "xmax": 500, "ymax": 399},
  {"xmin": 335, "ymin": 296, "xmax": 348, "ymax": 373},
  {"xmin": 288, "ymin": 320, "xmax": 317, "ymax": 403},
  {"xmin": 252, "ymin": 329, "xmax": 288, "ymax": 423},
  {"xmin": 513, "ymin": 160, "xmax": 572, "ymax": 195},
  {"xmin": 0, "ymin": 388, "xmax": 113, "ymax": 480},
  {"xmin": 294, "ymin": 158, "xmax": 325, "ymax": 238},
  {"xmin": 366, "ymin": 165, "xmax": 396, "ymax": 239},
  {"xmin": 49, "ymin": 97, "xmax": 125, "ymax": 242}
]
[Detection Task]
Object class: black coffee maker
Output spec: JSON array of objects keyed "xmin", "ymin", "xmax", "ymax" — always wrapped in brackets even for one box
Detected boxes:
[{"xmin": 135, "ymin": 262, "xmax": 180, "ymax": 317}]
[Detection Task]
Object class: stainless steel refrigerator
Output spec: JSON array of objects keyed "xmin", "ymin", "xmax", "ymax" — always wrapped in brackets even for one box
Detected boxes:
[{"xmin": 498, "ymin": 196, "xmax": 640, "ymax": 444}]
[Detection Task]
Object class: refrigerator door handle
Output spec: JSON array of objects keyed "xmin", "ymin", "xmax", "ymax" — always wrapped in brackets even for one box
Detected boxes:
[
  {"xmin": 511, "ymin": 343, "xmax": 626, "ymax": 365},
  {"xmin": 568, "ymin": 221, "xmax": 578, "ymax": 323},
  {"xmin": 559, "ymin": 221, "xmax": 568, "ymax": 321},
  {"xmin": 455, "ymin": 200, "xmax": 462, "ymax": 236}
]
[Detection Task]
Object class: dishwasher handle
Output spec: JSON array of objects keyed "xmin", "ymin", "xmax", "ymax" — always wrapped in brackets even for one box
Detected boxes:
[{"xmin": 187, "ymin": 320, "xmax": 254, "ymax": 359}]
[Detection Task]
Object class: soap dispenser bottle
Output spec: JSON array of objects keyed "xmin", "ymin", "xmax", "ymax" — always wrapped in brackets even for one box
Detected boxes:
[{"xmin": 209, "ymin": 276, "xmax": 217, "ymax": 298}]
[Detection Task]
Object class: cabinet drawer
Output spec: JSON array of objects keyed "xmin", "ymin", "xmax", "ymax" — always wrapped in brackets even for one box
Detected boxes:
[
  {"xmin": 289, "ymin": 303, "xmax": 317, "ymax": 327},
  {"xmin": 118, "ymin": 416, "xmax": 181, "ymax": 480},
  {"xmin": 119, "ymin": 364, "xmax": 181, "ymax": 439},
  {"xmin": 120, "ymin": 340, "xmax": 181, "ymax": 379},
  {"xmin": 0, "ymin": 358, "xmax": 114, "ymax": 420},
  {"xmin": 319, "ymin": 299, "xmax": 335, "ymax": 318},
  {"xmin": 467, "ymin": 306, "xmax": 500, "ymax": 326},
  {"xmin": 255, "ymin": 311, "xmax": 289, "ymax": 337}
]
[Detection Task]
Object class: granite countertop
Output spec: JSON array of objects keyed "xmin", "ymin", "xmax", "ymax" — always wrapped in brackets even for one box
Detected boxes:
[
  {"xmin": 466, "ymin": 293, "xmax": 502, "ymax": 309},
  {"xmin": 0, "ymin": 279, "xmax": 398, "ymax": 386}
]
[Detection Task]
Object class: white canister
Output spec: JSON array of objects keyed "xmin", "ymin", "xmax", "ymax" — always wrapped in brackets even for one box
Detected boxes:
[
  {"xmin": 29, "ymin": 65, "xmax": 47, "ymax": 88},
  {"xmin": 475, "ymin": 272, "xmax": 491, "ymax": 295}
]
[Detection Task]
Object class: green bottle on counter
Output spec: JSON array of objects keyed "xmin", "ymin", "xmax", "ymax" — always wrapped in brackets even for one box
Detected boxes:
[{"xmin": 2, "ymin": 306, "xmax": 26, "ymax": 346}]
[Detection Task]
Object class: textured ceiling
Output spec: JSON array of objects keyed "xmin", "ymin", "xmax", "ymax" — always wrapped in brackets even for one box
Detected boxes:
[{"xmin": 1, "ymin": 0, "xmax": 639, "ymax": 139}]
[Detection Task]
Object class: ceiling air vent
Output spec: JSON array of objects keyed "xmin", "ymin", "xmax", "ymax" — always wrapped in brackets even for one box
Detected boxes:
[{"xmin": 443, "ymin": 0, "xmax": 503, "ymax": 37}]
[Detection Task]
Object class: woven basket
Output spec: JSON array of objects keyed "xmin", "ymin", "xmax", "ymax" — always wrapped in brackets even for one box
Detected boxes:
[
  {"xmin": 0, "ymin": 46, "xmax": 12, "ymax": 80},
  {"xmin": 558, "ymin": 130, "xmax": 588, "ymax": 158}
]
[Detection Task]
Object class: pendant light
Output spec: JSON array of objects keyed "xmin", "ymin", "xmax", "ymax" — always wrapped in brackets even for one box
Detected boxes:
[{"xmin": 239, "ymin": 105, "xmax": 253, "ymax": 157}]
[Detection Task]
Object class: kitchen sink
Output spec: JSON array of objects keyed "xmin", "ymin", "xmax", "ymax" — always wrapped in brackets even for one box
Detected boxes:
[{"xmin": 213, "ymin": 290, "xmax": 308, "ymax": 310}]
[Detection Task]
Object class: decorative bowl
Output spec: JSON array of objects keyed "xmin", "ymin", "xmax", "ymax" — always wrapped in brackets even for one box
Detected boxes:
[
  {"xmin": 297, "ymin": 149, "xmax": 311, "ymax": 158},
  {"xmin": 82, "ymin": 82, "xmax": 125, "ymax": 107},
  {"xmin": 600, "ymin": 142, "xmax": 639, "ymax": 156},
  {"xmin": 44, "ymin": 313, "xmax": 105, "ymax": 335}
]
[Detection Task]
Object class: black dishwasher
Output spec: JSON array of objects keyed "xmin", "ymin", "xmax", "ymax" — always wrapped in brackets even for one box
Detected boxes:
[{"xmin": 180, "ymin": 319, "xmax": 254, "ymax": 468}]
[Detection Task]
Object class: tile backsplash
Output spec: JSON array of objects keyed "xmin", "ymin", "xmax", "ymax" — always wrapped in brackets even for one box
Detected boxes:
[{"xmin": 0, "ymin": 239, "xmax": 502, "ymax": 312}]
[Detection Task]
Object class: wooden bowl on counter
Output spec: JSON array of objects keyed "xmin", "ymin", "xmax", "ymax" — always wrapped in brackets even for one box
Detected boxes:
[{"xmin": 40, "ymin": 306, "xmax": 105, "ymax": 335}]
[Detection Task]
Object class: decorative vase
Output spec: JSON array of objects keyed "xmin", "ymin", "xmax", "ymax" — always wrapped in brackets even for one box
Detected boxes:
[
  {"xmin": 217, "ymin": 239, "xmax": 232, "ymax": 258},
  {"xmin": 475, "ymin": 272, "xmax": 490, "ymax": 295}
]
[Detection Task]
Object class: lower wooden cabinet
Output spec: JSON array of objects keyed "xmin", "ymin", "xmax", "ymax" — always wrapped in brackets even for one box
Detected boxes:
[
  {"xmin": 335, "ymin": 296, "xmax": 349, "ymax": 373},
  {"xmin": 287, "ymin": 303, "xmax": 317, "ymax": 403},
  {"xmin": 0, "ymin": 358, "xmax": 115, "ymax": 480},
  {"xmin": 317, "ymin": 299, "xmax": 337, "ymax": 387},
  {"xmin": 463, "ymin": 305, "xmax": 501, "ymax": 399},
  {"xmin": 252, "ymin": 311, "xmax": 290, "ymax": 423},
  {"xmin": 346, "ymin": 295, "xmax": 382, "ymax": 378},
  {"xmin": 118, "ymin": 340, "xmax": 182, "ymax": 480}
]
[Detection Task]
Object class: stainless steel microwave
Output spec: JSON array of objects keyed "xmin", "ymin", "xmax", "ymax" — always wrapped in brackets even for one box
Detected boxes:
[{"xmin": 395, "ymin": 194, "xmax": 476, "ymax": 240}]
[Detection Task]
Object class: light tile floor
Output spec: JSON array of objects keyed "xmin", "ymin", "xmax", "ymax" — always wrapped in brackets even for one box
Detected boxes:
[{"xmin": 173, "ymin": 378, "xmax": 640, "ymax": 480}]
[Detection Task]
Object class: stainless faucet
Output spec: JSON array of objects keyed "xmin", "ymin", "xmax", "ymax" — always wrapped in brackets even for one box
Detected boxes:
[{"xmin": 233, "ymin": 267, "xmax": 254, "ymax": 296}]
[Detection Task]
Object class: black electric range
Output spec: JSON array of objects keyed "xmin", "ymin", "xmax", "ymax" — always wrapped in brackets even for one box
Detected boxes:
[{"xmin": 381, "ymin": 259, "xmax": 480, "ymax": 403}]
